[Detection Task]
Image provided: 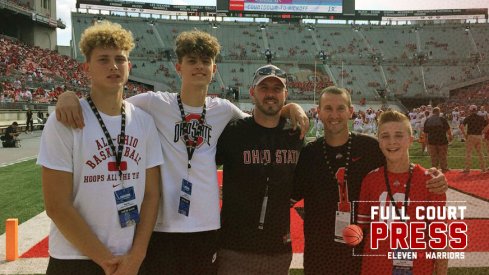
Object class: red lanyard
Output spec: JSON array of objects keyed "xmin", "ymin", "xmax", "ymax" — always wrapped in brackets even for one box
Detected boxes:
[{"xmin": 322, "ymin": 133, "xmax": 352, "ymax": 212}]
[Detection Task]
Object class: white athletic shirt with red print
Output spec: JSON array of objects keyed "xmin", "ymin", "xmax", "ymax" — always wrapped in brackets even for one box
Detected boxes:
[
  {"xmin": 38, "ymin": 100, "xmax": 164, "ymax": 259},
  {"xmin": 127, "ymin": 92, "xmax": 245, "ymax": 232}
]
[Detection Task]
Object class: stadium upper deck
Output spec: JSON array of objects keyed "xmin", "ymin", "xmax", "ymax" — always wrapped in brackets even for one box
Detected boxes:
[{"xmin": 71, "ymin": 13, "xmax": 489, "ymax": 102}]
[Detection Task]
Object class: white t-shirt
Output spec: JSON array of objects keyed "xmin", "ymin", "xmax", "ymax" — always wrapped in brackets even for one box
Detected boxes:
[
  {"xmin": 353, "ymin": 117, "xmax": 364, "ymax": 130},
  {"xmin": 366, "ymin": 113, "xmax": 376, "ymax": 125},
  {"xmin": 478, "ymin": 110, "xmax": 488, "ymax": 119},
  {"xmin": 451, "ymin": 117, "xmax": 461, "ymax": 128},
  {"xmin": 409, "ymin": 112, "xmax": 417, "ymax": 124},
  {"xmin": 127, "ymin": 92, "xmax": 244, "ymax": 232},
  {"xmin": 420, "ymin": 116, "xmax": 428, "ymax": 130},
  {"xmin": 415, "ymin": 112, "xmax": 422, "ymax": 123},
  {"xmin": 459, "ymin": 115, "xmax": 466, "ymax": 126},
  {"xmin": 452, "ymin": 110, "xmax": 460, "ymax": 122},
  {"xmin": 37, "ymin": 99, "xmax": 164, "ymax": 259}
]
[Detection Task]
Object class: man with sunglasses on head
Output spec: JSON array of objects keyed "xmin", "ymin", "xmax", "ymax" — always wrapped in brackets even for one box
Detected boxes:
[
  {"xmin": 55, "ymin": 31, "xmax": 309, "ymax": 275},
  {"xmin": 216, "ymin": 64, "xmax": 303, "ymax": 275}
]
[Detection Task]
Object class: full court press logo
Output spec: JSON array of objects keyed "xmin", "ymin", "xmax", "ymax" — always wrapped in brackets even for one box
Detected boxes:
[{"xmin": 349, "ymin": 202, "xmax": 468, "ymax": 260}]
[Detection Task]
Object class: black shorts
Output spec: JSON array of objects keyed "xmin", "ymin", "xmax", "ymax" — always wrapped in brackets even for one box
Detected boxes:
[
  {"xmin": 140, "ymin": 230, "xmax": 219, "ymax": 275},
  {"xmin": 46, "ymin": 257, "xmax": 105, "ymax": 275}
]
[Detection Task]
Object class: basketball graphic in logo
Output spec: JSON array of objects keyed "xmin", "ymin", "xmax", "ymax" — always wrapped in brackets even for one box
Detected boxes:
[{"xmin": 342, "ymin": 224, "xmax": 363, "ymax": 247}]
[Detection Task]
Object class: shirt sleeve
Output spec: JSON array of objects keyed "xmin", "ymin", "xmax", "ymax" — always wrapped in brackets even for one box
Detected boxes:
[
  {"xmin": 216, "ymin": 124, "xmax": 231, "ymax": 166},
  {"xmin": 144, "ymin": 115, "xmax": 164, "ymax": 169},
  {"xmin": 374, "ymin": 144, "xmax": 386, "ymax": 168},
  {"xmin": 126, "ymin": 92, "xmax": 152, "ymax": 114},
  {"xmin": 225, "ymin": 99, "xmax": 248, "ymax": 120},
  {"xmin": 37, "ymin": 113, "xmax": 74, "ymax": 172},
  {"xmin": 291, "ymin": 145, "xmax": 312, "ymax": 202}
]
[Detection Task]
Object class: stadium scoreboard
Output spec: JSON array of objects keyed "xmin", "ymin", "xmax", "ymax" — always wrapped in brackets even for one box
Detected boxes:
[
  {"xmin": 76, "ymin": 0, "xmax": 350, "ymax": 18},
  {"xmin": 77, "ymin": 1, "xmax": 487, "ymax": 21},
  {"xmin": 77, "ymin": 0, "xmax": 215, "ymax": 16},
  {"xmin": 221, "ymin": 0, "xmax": 344, "ymax": 17}
]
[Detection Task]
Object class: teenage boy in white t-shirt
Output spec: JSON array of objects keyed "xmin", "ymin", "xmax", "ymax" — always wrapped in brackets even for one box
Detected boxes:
[
  {"xmin": 38, "ymin": 21, "xmax": 163, "ymax": 275},
  {"xmin": 55, "ymin": 30, "xmax": 309, "ymax": 274}
]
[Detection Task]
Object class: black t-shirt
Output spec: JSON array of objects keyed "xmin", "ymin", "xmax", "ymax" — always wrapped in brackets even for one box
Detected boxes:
[
  {"xmin": 463, "ymin": 113, "xmax": 487, "ymax": 135},
  {"xmin": 5, "ymin": 126, "xmax": 17, "ymax": 141},
  {"xmin": 292, "ymin": 133, "xmax": 385, "ymax": 275},
  {"xmin": 423, "ymin": 115, "xmax": 450, "ymax": 145},
  {"xmin": 216, "ymin": 117, "xmax": 303, "ymax": 254}
]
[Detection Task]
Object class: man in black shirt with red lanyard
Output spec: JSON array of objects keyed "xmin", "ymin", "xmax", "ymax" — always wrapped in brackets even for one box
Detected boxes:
[{"xmin": 292, "ymin": 86, "xmax": 448, "ymax": 275}]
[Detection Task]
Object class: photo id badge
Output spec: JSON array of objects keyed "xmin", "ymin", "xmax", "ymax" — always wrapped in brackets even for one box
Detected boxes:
[
  {"xmin": 178, "ymin": 179, "xmax": 192, "ymax": 216},
  {"xmin": 114, "ymin": 186, "xmax": 140, "ymax": 228},
  {"xmin": 392, "ymin": 249, "xmax": 414, "ymax": 275},
  {"xmin": 334, "ymin": 211, "xmax": 351, "ymax": 243},
  {"xmin": 181, "ymin": 179, "xmax": 192, "ymax": 196}
]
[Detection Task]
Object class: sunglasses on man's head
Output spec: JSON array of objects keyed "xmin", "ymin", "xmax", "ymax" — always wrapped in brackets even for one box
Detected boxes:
[{"xmin": 254, "ymin": 67, "xmax": 287, "ymax": 79}]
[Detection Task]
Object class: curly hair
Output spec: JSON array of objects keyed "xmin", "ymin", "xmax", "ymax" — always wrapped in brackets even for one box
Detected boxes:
[
  {"xmin": 175, "ymin": 29, "xmax": 221, "ymax": 63},
  {"xmin": 378, "ymin": 110, "xmax": 412, "ymax": 136},
  {"xmin": 79, "ymin": 21, "xmax": 135, "ymax": 61}
]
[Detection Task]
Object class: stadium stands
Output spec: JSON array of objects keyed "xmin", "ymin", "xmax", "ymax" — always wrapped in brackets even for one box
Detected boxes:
[
  {"xmin": 68, "ymin": 13, "xmax": 489, "ymax": 105},
  {"xmin": 0, "ymin": 33, "xmax": 151, "ymax": 105},
  {"xmin": 1, "ymin": 12, "xmax": 488, "ymax": 115}
]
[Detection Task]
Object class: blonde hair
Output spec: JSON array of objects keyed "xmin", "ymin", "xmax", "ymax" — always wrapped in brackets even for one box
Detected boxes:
[
  {"xmin": 378, "ymin": 110, "xmax": 412, "ymax": 136},
  {"xmin": 79, "ymin": 21, "xmax": 135, "ymax": 61},
  {"xmin": 175, "ymin": 29, "xmax": 221, "ymax": 63}
]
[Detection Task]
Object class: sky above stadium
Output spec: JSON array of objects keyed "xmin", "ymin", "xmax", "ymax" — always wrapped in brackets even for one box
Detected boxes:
[{"xmin": 56, "ymin": 0, "xmax": 489, "ymax": 46}]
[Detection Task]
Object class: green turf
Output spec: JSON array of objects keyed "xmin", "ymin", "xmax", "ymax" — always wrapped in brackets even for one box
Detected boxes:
[
  {"xmin": 410, "ymin": 139, "xmax": 487, "ymax": 169},
  {"xmin": 0, "ymin": 159, "xmax": 44, "ymax": 235}
]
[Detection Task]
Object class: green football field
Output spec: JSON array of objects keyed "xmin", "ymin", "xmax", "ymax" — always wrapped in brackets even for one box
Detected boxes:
[{"xmin": 1, "ymin": 159, "xmax": 43, "ymax": 235}]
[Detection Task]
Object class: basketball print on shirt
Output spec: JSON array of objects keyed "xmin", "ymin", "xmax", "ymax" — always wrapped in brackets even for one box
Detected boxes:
[{"xmin": 174, "ymin": 113, "xmax": 212, "ymax": 148}]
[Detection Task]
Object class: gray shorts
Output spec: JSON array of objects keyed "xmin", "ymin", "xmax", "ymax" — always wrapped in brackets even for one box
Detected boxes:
[{"xmin": 217, "ymin": 248, "xmax": 292, "ymax": 275}]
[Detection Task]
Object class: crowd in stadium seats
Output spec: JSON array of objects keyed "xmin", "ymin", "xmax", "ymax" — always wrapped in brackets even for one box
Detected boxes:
[
  {"xmin": 0, "ymin": 36, "xmax": 151, "ymax": 104},
  {"xmin": 441, "ymin": 82, "xmax": 489, "ymax": 112},
  {"xmin": 0, "ymin": 36, "xmax": 88, "ymax": 102},
  {"xmin": 124, "ymin": 82, "xmax": 152, "ymax": 97}
]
